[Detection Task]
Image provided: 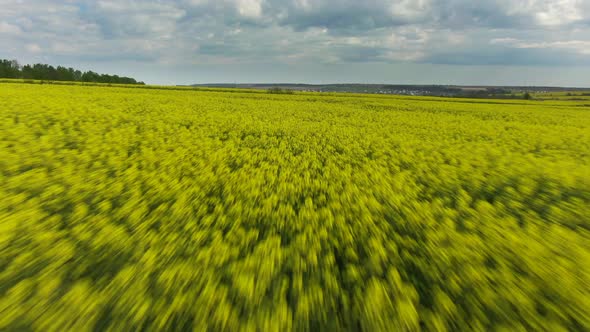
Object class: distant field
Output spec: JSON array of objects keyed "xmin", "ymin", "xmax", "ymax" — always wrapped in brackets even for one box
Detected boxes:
[
  {"xmin": 534, "ymin": 91, "xmax": 590, "ymax": 100},
  {"xmin": 1, "ymin": 83, "xmax": 589, "ymax": 331}
]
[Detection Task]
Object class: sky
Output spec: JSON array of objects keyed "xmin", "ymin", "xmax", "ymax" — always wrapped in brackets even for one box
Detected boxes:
[{"xmin": 1, "ymin": 0, "xmax": 590, "ymax": 86}]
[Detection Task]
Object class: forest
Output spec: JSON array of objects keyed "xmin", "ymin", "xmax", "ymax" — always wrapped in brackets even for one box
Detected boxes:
[{"xmin": 0, "ymin": 59, "xmax": 144, "ymax": 85}]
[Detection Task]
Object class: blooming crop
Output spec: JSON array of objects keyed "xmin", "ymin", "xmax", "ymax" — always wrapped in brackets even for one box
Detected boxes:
[{"xmin": 1, "ymin": 83, "xmax": 589, "ymax": 331}]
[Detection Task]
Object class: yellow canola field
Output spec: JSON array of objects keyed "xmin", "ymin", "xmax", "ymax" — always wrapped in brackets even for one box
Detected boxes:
[{"xmin": 1, "ymin": 83, "xmax": 589, "ymax": 331}]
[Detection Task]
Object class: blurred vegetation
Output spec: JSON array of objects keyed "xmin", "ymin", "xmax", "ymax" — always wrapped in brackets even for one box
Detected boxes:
[{"xmin": 0, "ymin": 83, "xmax": 589, "ymax": 331}]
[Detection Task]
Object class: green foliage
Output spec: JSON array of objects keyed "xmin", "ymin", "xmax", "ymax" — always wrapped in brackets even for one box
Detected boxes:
[{"xmin": 0, "ymin": 83, "xmax": 589, "ymax": 331}]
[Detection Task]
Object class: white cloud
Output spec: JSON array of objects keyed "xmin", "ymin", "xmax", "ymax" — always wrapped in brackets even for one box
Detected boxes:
[
  {"xmin": 520, "ymin": 40, "xmax": 590, "ymax": 54},
  {"xmin": 0, "ymin": 21, "xmax": 22, "ymax": 34},
  {"xmin": 490, "ymin": 37, "xmax": 519, "ymax": 45},
  {"xmin": 534, "ymin": 0, "xmax": 583, "ymax": 26},
  {"xmin": 490, "ymin": 37, "xmax": 590, "ymax": 55},
  {"xmin": 25, "ymin": 43, "xmax": 42, "ymax": 53},
  {"xmin": 390, "ymin": 0, "xmax": 431, "ymax": 21},
  {"xmin": 495, "ymin": 0, "xmax": 584, "ymax": 26},
  {"xmin": 294, "ymin": 0, "xmax": 312, "ymax": 11},
  {"xmin": 234, "ymin": 0, "xmax": 263, "ymax": 18}
]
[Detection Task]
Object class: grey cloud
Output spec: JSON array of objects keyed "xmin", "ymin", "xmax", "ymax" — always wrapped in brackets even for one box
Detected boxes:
[
  {"xmin": 269, "ymin": 0, "xmax": 430, "ymax": 31},
  {"xmin": 337, "ymin": 46, "xmax": 388, "ymax": 62},
  {"xmin": 263, "ymin": 0, "xmax": 587, "ymax": 32},
  {"xmin": 425, "ymin": 47, "xmax": 590, "ymax": 66},
  {"xmin": 79, "ymin": 1, "xmax": 186, "ymax": 39}
]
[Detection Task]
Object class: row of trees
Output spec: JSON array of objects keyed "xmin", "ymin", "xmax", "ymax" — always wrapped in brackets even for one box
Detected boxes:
[{"xmin": 0, "ymin": 59, "xmax": 144, "ymax": 85}]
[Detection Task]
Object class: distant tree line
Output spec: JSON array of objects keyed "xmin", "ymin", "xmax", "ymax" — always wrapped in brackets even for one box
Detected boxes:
[
  {"xmin": 0, "ymin": 59, "xmax": 144, "ymax": 85},
  {"xmin": 267, "ymin": 87, "xmax": 294, "ymax": 94}
]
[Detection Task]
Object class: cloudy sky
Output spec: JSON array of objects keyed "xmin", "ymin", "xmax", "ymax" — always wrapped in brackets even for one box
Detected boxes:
[{"xmin": 1, "ymin": 0, "xmax": 590, "ymax": 86}]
